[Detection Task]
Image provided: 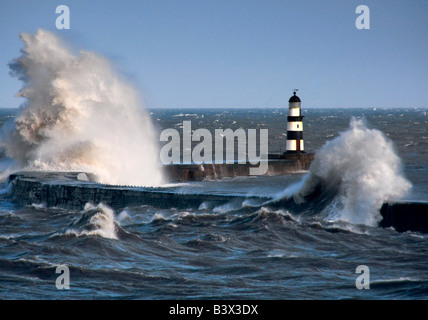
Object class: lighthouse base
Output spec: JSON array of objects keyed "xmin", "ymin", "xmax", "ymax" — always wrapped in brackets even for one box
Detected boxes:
[{"xmin": 164, "ymin": 153, "xmax": 315, "ymax": 181}]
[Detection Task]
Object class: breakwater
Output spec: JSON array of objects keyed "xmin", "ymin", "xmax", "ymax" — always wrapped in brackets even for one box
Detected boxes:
[
  {"xmin": 7, "ymin": 171, "xmax": 428, "ymax": 234},
  {"xmin": 380, "ymin": 201, "xmax": 428, "ymax": 233},
  {"xmin": 7, "ymin": 171, "xmax": 269, "ymax": 211}
]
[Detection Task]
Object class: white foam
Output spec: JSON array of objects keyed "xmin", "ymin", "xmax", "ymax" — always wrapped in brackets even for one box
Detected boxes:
[
  {"xmin": 293, "ymin": 118, "xmax": 412, "ymax": 226},
  {"xmin": 3, "ymin": 29, "xmax": 164, "ymax": 187},
  {"xmin": 117, "ymin": 210, "xmax": 132, "ymax": 223},
  {"xmin": 65, "ymin": 203, "xmax": 119, "ymax": 239},
  {"xmin": 212, "ymin": 201, "xmax": 244, "ymax": 214}
]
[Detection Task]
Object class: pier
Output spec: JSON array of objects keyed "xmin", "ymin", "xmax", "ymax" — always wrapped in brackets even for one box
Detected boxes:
[{"xmin": 6, "ymin": 171, "xmax": 428, "ymax": 234}]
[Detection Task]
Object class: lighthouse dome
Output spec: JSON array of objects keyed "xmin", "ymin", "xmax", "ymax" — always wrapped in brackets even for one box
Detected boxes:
[{"xmin": 289, "ymin": 92, "xmax": 301, "ymax": 103}]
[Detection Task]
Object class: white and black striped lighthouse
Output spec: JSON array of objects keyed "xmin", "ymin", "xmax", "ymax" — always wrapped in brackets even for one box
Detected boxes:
[{"xmin": 286, "ymin": 90, "xmax": 304, "ymax": 153}]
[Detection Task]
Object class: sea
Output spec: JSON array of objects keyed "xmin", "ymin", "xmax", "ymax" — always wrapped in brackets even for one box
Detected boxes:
[{"xmin": 0, "ymin": 107, "xmax": 427, "ymax": 300}]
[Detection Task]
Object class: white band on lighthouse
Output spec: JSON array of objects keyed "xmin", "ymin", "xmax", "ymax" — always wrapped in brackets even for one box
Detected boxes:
[
  {"xmin": 286, "ymin": 140, "xmax": 304, "ymax": 151},
  {"xmin": 289, "ymin": 108, "xmax": 300, "ymax": 117},
  {"xmin": 287, "ymin": 121, "xmax": 303, "ymax": 131}
]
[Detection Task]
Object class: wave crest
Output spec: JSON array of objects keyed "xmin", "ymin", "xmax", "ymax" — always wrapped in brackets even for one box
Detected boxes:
[{"xmin": 64, "ymin": 203, "xmax": 119, "ymax": 239}]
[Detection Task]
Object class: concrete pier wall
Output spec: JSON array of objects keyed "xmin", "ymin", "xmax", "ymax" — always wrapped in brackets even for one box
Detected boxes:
[
  {"xmin": 8, "ymin": 171, "xmax": 268, "ymax": 211},
  {"xmin": 7, "ymin": 171, "xmax": 428, "ymax": 233},
  {"xmin": 380, "ymin": 201, "xmax": 428, "ymax": 233}
]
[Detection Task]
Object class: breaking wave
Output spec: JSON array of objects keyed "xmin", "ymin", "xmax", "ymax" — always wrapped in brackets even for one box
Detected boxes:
[
  {"xmin": 63, "ymin": 203, "xmax": 120, "ymax": 239},
  {"xmin": 274, "ymin": 118, "xmax": 412, "ymax": 226},
  {"xmin": 1, "ymin": 29, "xmax": 163, "ymax": 186}
]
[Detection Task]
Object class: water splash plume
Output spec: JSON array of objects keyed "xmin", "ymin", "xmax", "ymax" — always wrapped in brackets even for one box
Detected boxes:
[
  {"xmin": 280, "ymin": 118, "xmax": 412, "ymax": 226},
  {"xmin": 2, "ymin": 29, "xmax": 163, "ymax": 186}
]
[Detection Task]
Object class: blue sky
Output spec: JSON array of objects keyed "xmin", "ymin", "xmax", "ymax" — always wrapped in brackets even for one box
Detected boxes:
[{"xmin": 0, "ymin": 0, "xmax": 427, "ymax": 108}]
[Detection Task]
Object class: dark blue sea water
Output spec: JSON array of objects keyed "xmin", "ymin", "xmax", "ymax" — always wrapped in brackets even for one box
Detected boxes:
[{"xmin": 1, "ymin": 107, "xmax": 427, "ymax": 300}]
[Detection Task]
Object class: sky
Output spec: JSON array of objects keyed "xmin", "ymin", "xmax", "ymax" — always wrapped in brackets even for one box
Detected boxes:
[{"xmin": 0, "ymin": 0, "xmax": 427, "ymax": 109}]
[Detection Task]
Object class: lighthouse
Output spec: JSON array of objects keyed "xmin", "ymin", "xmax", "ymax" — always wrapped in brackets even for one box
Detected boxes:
[{"xmin": 286, "ymin": 90, "xmax": 304, "ymax": 153}]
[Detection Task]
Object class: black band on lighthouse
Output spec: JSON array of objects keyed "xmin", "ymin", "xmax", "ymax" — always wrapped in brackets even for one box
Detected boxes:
[
  {"xmin": 286, "ymin": 131, "xmax": 303, "ymax": 140},
  {"xmin": 287, "ymin": 116, "xmax": 304, "ymax": 122}
]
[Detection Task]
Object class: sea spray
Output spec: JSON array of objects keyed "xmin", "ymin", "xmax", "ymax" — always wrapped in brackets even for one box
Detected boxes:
[
  {"xmin": 283, "ymin": 118, "xmax": 412, "ymax": 226},
  {"xmin": 2, "ymin": 29, "xmax": 163, "ymax": 186}
]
